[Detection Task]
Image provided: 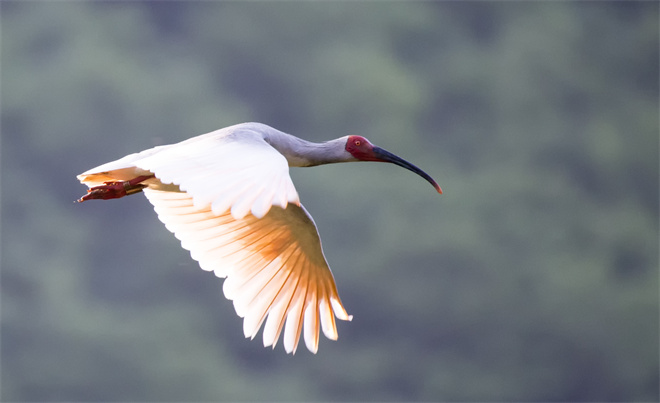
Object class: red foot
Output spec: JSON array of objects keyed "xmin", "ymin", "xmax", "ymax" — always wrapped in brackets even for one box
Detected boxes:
[{"xmin": 75, "ymin": 175, "xmax": 153, "ymax": 203}]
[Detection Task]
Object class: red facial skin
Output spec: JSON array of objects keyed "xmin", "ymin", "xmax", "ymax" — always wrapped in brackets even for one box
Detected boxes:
[{"xmin": 345, "ymin": 135, "xmax": 378, "ymax": 161}]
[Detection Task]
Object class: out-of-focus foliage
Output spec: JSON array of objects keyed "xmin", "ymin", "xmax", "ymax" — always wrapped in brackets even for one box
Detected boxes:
[{"xmin": 1, "ymin": 2, "xmax": 657, "ymax": 401}]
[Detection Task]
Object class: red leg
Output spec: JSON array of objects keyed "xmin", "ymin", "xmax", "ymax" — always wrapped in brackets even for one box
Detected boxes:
[{"xmin": 76, "ymin": 175, "xmax": 154, "ymax": 203}]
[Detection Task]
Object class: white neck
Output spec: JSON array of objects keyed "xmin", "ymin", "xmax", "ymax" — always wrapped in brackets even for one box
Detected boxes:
[{"xmin": 263, "ymin": 129, "xmax": 356, "ymax": 167}]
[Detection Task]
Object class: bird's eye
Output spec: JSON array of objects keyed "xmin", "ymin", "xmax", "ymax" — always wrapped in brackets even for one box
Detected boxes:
[{"xmin": 355, "ymin": 140, "xmax": 361, "ymax": 146}]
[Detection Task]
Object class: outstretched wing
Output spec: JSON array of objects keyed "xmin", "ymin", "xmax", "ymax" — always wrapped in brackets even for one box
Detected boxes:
[
  {"xmin": 78, "ymin": 125, "xmax": 351, "ymax": 353},
  {"xmin": 143, "ymin": 188, "xmax": 352, "ymax": 354}
]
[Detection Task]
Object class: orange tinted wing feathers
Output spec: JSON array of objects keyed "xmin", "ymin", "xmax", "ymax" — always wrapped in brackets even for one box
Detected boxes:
[{"xmin": 143, "ymin": 189, "xmax": 351, "ymax": 354}]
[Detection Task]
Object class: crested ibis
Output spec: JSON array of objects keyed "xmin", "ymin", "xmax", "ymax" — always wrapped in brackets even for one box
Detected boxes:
[{"xmin": 76, "ymin": 122, "xmax": 441, "ymax": 354}]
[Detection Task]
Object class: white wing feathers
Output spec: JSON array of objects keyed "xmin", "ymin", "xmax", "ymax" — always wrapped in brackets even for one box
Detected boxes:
[
  {"xmin": 134, "ymin": 135, "xmax": 300, "ymax": 219},
  {"xmin": 143, "ymin": 189, "xmax": 352, "ymax": 354}
]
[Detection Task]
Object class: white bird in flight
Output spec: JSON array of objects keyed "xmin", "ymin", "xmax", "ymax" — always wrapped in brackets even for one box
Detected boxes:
[{"xmin": 77, "ymin": 122, "xmax": 441, "ymax": 354}]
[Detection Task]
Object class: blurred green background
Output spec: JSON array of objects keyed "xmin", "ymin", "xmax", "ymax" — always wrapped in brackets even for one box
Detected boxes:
[{"xmin": 1, "ymin": 1, "xmax": 658, "ymax": 401}]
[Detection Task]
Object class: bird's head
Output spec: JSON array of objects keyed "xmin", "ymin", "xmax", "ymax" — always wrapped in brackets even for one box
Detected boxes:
[{"xmin": 345, "ymin": 135, "xmax": 442, "ymax": 194}]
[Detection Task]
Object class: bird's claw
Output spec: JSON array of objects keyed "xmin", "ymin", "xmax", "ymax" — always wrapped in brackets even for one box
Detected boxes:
[{"xmin": 75, "ymin": 175, "xmax": 153, "ymax": 203}]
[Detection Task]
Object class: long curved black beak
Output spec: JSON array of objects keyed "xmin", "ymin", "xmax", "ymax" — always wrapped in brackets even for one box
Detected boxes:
[{"xmin": 372, "ymin": 147, "xmax": 442, "ymax": 194}]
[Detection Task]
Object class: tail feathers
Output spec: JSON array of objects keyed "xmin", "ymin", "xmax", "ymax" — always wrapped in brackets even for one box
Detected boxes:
[
  {"xmin": 77, "ymin": 167, "xmax": 154, "ymax": 187},
  {"xmin": 77, "ymin": 145, "xmax": 169, "ymax": 187}
]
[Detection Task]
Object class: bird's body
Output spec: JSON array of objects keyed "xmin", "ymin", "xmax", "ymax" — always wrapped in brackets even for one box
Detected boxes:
[{"xmin": 77, "ymin": 122, "xmax": 441, "ymax": 354}]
